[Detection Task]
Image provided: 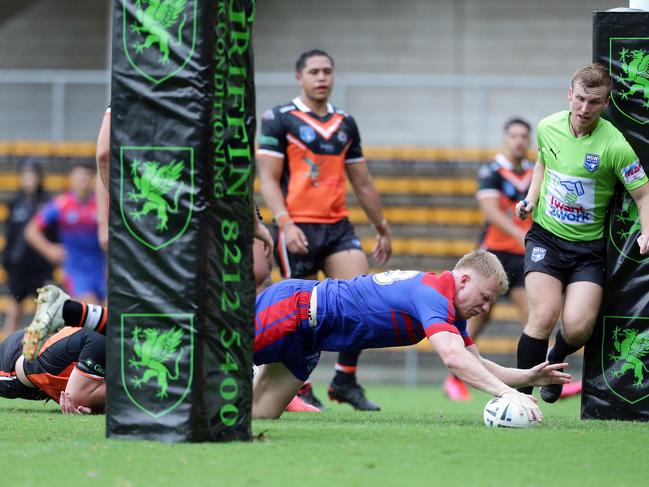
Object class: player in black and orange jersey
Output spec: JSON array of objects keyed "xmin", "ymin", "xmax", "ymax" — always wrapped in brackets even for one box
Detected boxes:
[
  {"xmin": 257, "ymin": 49, "xmax": 392, "ymax": 411},
  {"xmin": 0, "ymin": 324, "xmax": 106, "ymax": 414},
  {"xmin": 443, "ymin": 118, "xmax": 534, "ymax": 401}
]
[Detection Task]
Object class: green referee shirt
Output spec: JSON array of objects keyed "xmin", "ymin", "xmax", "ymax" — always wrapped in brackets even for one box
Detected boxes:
[{"xmin": 533, "ymin": 111, "xmax": 648, "ymax": 241}]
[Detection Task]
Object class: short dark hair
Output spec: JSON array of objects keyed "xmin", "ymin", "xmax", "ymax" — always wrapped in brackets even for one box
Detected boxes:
[
  {"xmin": 503, "ymin": 117, "xmax": 531, "ymax": 133},
  {"xmin": 70, "ymin": 160, "xmax": 96, "ymax": 172},
  {"xmin": 571, "ymin": 63, "xmax": 612, "ymax": 94},
  {"xmin": 295, "ymin": 49, "xmax": 334, "ymax": 72}
]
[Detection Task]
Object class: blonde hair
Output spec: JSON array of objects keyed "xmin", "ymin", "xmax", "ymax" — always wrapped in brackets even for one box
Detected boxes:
[
  {"xmin": 571, "ymin": 63, "xmax": 611, "ymax": 94},
  {"xmin": 454, "ymin": 250, "xmax": 509, "ymax": 296}
]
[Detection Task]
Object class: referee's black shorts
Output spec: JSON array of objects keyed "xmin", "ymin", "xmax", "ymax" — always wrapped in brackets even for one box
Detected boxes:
[{"xmin": 524, "ymin": 223, "xmax": 605, "ymax": 286}]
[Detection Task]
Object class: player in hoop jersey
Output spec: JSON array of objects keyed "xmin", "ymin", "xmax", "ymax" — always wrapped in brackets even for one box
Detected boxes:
[
  {"xmin": 252, "ymin": 250, "xmax": 570, "ymax": 420},
  {"xmin": 257, "ymin": 49, "xmax": 392, "ymax": 411}
]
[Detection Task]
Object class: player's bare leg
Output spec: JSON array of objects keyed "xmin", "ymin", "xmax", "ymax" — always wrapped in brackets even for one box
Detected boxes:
[
  {"xmin": 252, "ymin": 363, "xmax": 306, "ymax": 419},
  {"xmin": 541, "ymin": 281, "xmax": 602, "ymax": 403},
  {"xmin": 517, "ymin": 272, "xmax": 563, "ymax": 394}
]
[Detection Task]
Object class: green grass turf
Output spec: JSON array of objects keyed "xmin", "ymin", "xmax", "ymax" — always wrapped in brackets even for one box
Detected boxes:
[{"xmin": 0, "ymin": 384, "xmax": 645, "ymax": 487}]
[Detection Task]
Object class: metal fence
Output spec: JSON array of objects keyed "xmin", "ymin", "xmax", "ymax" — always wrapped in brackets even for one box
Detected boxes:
[{"xmin": 0, "ymin": 70, "xmax": 570, "ymax": 147}]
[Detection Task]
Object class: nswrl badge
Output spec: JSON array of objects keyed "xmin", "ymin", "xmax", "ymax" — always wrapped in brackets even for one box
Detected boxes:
[
  {"xmin": 602, "ymin": 317, "xmax": 649, "ymax": 405},
  {"xmin": 121, "ymin": 313, "xmax": 194, "ymax": 418},
  {"xmin": 119, "ymin": 146, "xmax": 194, "ymax": 251},
  {"xmin": 123, "ymin": 0, "xmax": 197, "ymax": 84},
  {"xmin": 610, "ymin": 38, "xmax": 649, "ymax": 125}
]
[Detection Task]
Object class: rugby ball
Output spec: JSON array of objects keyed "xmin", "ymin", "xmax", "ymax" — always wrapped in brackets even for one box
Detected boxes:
[{"xmin": 483, "ymin": 396, "xmax": 538, "ymax": 428}]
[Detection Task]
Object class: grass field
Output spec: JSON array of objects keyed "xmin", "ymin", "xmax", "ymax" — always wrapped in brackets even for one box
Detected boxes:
[{"xmin": 0, "ymin": 384, "xmax": 645, "ymax": 487}]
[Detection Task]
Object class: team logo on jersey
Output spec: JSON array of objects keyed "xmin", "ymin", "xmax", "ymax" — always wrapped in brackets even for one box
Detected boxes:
[
  {"xmin": 601, "ymin": 316, "xmax": 649, "ymax": 404},
  {"xmin": 299, "ymin": 126, "xmax": 316, "ymax": 144},
  {"xmin": 337, "ymin": 131, "xmax": 348, "ymax": 143},
  {"xmin": 610, "ymin": 39, "xmax": 649, "ymax": 125},
  {"xmin": 123, "ymin": 0, "xmax": 197, "ymax": 84},
  {"xmin": 120, "ymin": 146, "xmax": 195, "ymax": 251},
  {"xmin": 530, "ymin": 247, "xmax": 546, "ymax": 262},
  {"xmin": 608, "ymin": 188, "xmax": 648, "ymax": 264},
  {"xmin": 121, "ymin": 313, "xmax": 194, "ymax": 418},
  {"xmin": 583, "ymin": 153, "xmax": 600, "ymax": 173}
]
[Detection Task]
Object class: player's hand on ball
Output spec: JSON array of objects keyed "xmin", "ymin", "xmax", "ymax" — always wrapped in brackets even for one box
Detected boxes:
[
  {"xmin": 527, "ymin": 361, "xmax": 571, "ymax": 387},
  {"xmin": 498, "ymin": 389, "xmax": 542, "ymax": 422},
  {"xmin": 515, "ymin": 199, "xmax": 533, "ymax": 220}
]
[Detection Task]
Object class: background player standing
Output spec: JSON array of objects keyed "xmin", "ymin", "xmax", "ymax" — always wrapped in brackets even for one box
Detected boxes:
[
  {"xmin": 444, "ymin": 118, "xmax": 533, "ymax": 401},
  {"xmin": 24, "ymin": 161, "xmax": 106, "ymax": 304},
  {"xmin": 1, "ymin": 160, "xmax": 53, "ymax": 336},
  {"xmin": 257, "ymin": 49, "xmax": 392, "ymax": 411}
]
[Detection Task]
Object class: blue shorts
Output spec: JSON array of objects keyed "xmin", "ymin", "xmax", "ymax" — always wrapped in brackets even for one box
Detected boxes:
[
  {"xmin": 65, "ymin": 268, "xmax": 106, "ymax": 301},
  {"xmin": 254, "ymin": 280, "xmax": 320, "ymax": 381}
]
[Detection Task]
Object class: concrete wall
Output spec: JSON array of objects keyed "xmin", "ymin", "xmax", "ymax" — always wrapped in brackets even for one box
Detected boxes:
[{"xmin": 0, "ymin": 0, "xmax": 626, "ymax": 145}]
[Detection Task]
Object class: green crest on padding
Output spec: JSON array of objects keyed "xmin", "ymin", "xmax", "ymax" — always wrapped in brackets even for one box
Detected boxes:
[
  {"xmin": 610, "ymin": 38, "xmax": 649, "ymax": 125},
  {"xmin": 602, "ymin": 316, "xmax": 649, "ymax": 404},
  {"xmin": 121, "ymin": 313, "xmax": 194, "ymax": 418},
  {"xmin": 123, "ymin": 0, "xmax": 197, "ymax": 84},
  {"xmin": 120, "ymin": 146, "xmax": 194, "ymax": 251},
  {"xmin": 608, "ymin": 189, "xmax": 649, "ymax": 264}
]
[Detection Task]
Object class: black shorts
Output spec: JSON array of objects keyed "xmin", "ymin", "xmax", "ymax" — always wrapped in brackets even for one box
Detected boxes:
[
  {"xmin": 22, "ymin": 327, "xmax": 106, "ymax": 401},
  {"xmin": 489, "ymin": 250, "xmax": 525, "ymax": 291},
  {"xmin": 0, "ymin": 330, "xmax": 48, "ymax": 401},
  {"xmin": 524, "ymin": 223, "xmax": 605, "ymax": 286},
  {"xmin": 7, "ymin": 270, "xmax": 50, "ymax": 301},
  {"xmin": 273, "ymin": 218, "xmax": 363, "ymax": 278}
]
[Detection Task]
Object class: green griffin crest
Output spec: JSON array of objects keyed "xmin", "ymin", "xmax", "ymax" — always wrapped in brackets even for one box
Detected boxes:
[
  {"xmin": 121, "ymin": 313, "xmax": 194, "ymax": 418},
  {"xmin": 131, "ymin": 0, "xmax": 188, "ymax": 65},
  {"xmin": 128, "ymin": 159, "xmax": 184, "ymax": 232},
  {"xmin": 120, "ymin": 146, "xmax": 194, "ymax": 251},
  {"xmin": 608, "ymin": 326, "xmax": 649, "ymax": 388},
  {"xmin": 610, "ymin": 38, "xmax": 649, "ymax": 125},
  {"xmin": 129, "ymin": 326, "xmax": 184, "ymax": 398},
  {"xmin": 123, "ymin": 0, "xmax": 197, "ymax": 84},
  {"xmin": 602, "ymin": 316, "xmax": 649, "ymax": 404}
]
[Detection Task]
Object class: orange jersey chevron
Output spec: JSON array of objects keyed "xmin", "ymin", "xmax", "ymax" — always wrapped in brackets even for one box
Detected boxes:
[{"xmin": 257, "ymin": 97, "xmax": 364, "ymax": 223}]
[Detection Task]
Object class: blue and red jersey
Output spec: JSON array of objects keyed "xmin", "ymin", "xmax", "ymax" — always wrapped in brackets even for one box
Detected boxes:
[
  {"xmin": 255, "ymin": 271, "xmax": 473, "ymax": 355},
  {"xmin": 312, "ymin": 270, "xmax": 472, "ymax": 350},
  {"xmin": 34, "ymin": 192, "xmax": 104, "ymax": 275}
]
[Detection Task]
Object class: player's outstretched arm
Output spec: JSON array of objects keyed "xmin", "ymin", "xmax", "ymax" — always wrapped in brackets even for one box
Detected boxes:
[
  {"xmin": 429, "ymin": 332, "xmax": 544, "ymax": 421},
  {"xmin": 474, "ymin": 351, "xmax": 571, "ymax": 388}
]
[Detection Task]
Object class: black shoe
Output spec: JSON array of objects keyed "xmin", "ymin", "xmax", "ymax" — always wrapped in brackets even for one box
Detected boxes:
[
  {"xmin": 540, "ymin": 382, "xmax": 563, "ymax": 404},
  {"xmin": 328, "ymin": 380, "xmax": 381, "ymax": 411},
  {"xmin": 296, "ymin": 381, "xmax": 324, "ymax": 409}
]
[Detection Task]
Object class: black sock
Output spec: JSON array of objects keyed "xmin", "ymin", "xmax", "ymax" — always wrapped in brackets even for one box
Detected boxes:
[
  {"xmin": 61, "ymin": 301, "xmax": 108, "ymax": 335},
  {"xmin": 516, "ymin": 333, "xmax": 549, "ymax": 394},
  {"xmin": 62, "ymin": 300, "xmax": 84, "ymax": 326},
  {"xmin": 333, "ymin": 351, "xmax": 361, "ymax": 385},
  {"xmin": 547, "ymin": 330, "xmax": 581, "ymax": 365}
]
